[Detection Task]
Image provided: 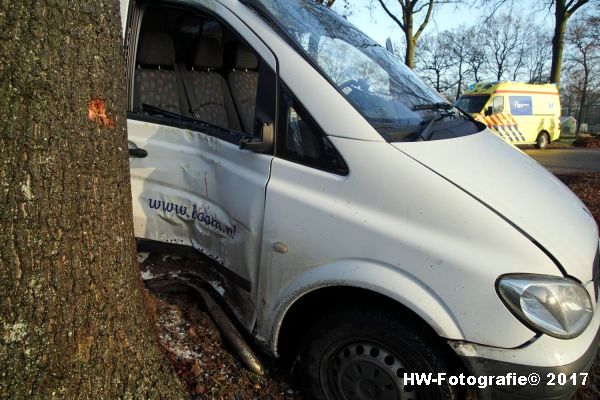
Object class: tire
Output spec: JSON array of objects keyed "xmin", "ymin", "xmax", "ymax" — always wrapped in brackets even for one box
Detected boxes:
[
  {"xmin": 299, "ymin": 307, "xmax": 460, "ymax": 400},
  {"xmin": 535, "ymin": 131, "xmax": 550, "ymax": 149}
]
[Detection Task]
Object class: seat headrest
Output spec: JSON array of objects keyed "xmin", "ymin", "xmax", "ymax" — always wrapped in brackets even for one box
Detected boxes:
[
  {"xmin": 137, "ymin": 31, "xmax": 175, "ymax": 66},
  {"xmin": 233, "ymin": 44, "xmax": 258, "ymax": 70},
  {"xmin": 192, "ymin": 38, "xmax": 223, "ymax": 69}
]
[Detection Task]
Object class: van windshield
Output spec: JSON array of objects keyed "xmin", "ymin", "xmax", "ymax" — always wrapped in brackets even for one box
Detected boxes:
[
  {"xmin": 246, "ymin": 0, "xmax": 481, "ymax": 141},
  {"xmin": 455, "ymin": 95, "xmax": 490, "ymax": 114}
]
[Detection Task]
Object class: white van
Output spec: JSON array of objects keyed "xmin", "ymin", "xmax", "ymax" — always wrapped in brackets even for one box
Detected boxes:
[{"xmin": 121, "ymin": 1, "xmax": 600, "ymax": 399}]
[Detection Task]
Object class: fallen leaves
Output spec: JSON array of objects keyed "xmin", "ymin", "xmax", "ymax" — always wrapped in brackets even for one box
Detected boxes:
[
  {"xmin": 573, "ymin": 136, "xmax": 600, "ymax": 149},
  {"xmin": 141, "ymin": 252, "xmax": 302, "ymax": 400},
  {"xmin": 557, "ymin": 173, "xmax": 600, "ymax": 229},
  {"xmin": 558, "ymin": 173, "xmax": 600, "ymax": 400}
]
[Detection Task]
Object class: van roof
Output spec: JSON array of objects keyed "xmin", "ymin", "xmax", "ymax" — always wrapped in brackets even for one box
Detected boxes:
[{"xmin": 463, "ymin": 82, "xmax": 559, "ymax": 96}]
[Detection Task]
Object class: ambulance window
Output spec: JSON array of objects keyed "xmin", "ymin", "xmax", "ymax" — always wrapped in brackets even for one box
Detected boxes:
[
  {"xmin": 492, "ymin": 96, "xmax": 504, "ymax": 114},
  {"xmin": 455, "ymin": 95, "xmax": 489, "ymax": 113},
  {"xmin": 277, "ymin": 85, "xmax": 348, "ymax": 175}
]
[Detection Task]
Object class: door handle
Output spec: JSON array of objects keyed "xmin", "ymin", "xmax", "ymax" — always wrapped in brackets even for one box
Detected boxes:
[
  {"xmin": 128, "ymin": 140, "xmax": 148, "ymax": 158},
  {"xmin": 128, "ymin": 147, "xmax": 148, "ymax": 158}
]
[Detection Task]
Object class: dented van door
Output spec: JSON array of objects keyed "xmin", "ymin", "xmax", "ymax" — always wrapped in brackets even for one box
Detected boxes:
[
  {"xmin": 128, "ymin": 121, "xmax": 271, "ymax": 288},
  {"xmin": 126, "ymin": 0, "xmax": 277, "ymax": 327}
]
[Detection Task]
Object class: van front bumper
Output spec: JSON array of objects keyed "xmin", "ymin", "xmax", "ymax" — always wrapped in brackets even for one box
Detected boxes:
[{"xmin": 450, "ymin": 302, "xmax": 600, "ymax": 400}]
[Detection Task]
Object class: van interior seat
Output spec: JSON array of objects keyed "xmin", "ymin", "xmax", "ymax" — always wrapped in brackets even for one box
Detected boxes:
[
  {"xmin": 183, "ymin": 38, "xmax": 241, "ymax": 131},
  {"xmin": 134, "ymin": 31, "xmax": 184, "ymax": 115},
  {"xmin": 228, "ymin": 44, "xmax": 259, "ymax": 135}
]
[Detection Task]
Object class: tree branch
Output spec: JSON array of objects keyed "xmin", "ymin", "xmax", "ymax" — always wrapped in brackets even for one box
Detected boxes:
[
  {"xmin": 376, "ymin": 0, "xmax": 406, "ymax": 30},
  {"xmin": 414, "ymin": 0, "xmax": 435, "ymax": 42},
  {"xmin": 567, "ymin": 0, "xmax": 590, "ymax": 14}
]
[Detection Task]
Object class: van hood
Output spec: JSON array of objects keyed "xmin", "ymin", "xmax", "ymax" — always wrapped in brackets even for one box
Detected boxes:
[{"xmin": 392, "ymin": 130, "xmax": 599, "ymax": 282}]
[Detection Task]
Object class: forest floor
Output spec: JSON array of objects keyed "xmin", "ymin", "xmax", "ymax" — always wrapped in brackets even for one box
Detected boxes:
[
  {"xmin": 140, "ymin": 172, "xmax": 600, "ymax": 400},
  {"xmin": 140, "ymin": 253, "xmax": 303, "ymax": 400}
]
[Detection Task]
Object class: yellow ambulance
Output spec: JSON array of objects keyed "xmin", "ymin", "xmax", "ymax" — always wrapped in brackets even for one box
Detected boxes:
[{"xmin": 455, "ymin": 82, "xmax": 561, "ymax": 149}]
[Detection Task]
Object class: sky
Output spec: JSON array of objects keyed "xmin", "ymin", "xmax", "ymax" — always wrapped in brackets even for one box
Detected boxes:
[{"xmin": 331, "ymin": 0, "xmax": 555, "ymax": 48}]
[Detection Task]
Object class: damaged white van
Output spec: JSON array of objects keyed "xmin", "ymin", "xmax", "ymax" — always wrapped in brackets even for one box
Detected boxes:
[{"xmin": 121, "ymin": 0, "xmax": 600, "ymax": 399}]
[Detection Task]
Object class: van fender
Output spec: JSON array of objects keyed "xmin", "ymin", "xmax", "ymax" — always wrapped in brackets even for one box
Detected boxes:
[{"xmin": 262, "ymin": 258, "xmax": 465, "ymax": 356}]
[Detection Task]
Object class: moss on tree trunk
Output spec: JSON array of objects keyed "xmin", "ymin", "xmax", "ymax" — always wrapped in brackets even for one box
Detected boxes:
[{"xmin": 0, "ymin": 1, "xmax": 185, "ymax": 398}]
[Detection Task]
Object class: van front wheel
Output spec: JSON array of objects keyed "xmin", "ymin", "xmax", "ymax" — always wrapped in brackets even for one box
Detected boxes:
[
  {"xmin": 535, "ymin": 131, "xmax": 550, "ymax": 149},
  {"xmin": 299, "ymin": 308, "xmax": 460, "ymax": 400}
]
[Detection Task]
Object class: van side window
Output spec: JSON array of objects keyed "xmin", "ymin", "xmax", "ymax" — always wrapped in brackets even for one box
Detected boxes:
[
  {"xmin": 277, "ymin": 86, "xmax": 348, "ymax": 175},
  {"xmin": 492, "ymin": 96, "xmax": 504, "ymax": 114},
  {"xmin": 131, "ymin": 6, "xmax": 275, "ymax": 140}
]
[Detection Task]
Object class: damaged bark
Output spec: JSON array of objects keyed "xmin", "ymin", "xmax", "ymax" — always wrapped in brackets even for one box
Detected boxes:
[{"xmin": 0, "ymin": 1, "xmax": 185, "ymax": 398}]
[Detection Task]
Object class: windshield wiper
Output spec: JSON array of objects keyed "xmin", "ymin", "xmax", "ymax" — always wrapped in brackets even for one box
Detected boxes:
[
  {"xmin": 142, "ymin": 103, "xmax": 194, "ymax": 122},
  {"xmin": 417, "ymin": 112, "xmax": 458, "ymax": 142},
  {"xmin": 411, "ymin": 102, "xmax": 453, "ymax": 111},
  {"xmin": 141, "ymin": 104, "xmax": 253, "ymax": 138}
]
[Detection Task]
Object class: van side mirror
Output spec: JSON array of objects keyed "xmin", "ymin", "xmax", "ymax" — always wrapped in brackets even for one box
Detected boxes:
[
  {"xmin": 239, "ymin": 122, "xmax": 274, "ymax": 153},
  {"xmin": 484, "ymin": 106, "xmax": 493, "ymax": 116}
]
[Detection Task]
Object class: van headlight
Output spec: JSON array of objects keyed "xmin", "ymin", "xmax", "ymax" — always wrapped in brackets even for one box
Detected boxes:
[{"xmin": 498, "ymin": 274, "xmax": 593, "ymax": 339}]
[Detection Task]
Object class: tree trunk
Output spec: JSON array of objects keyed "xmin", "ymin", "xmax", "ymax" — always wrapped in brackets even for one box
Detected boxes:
[
  {"xmin": 550, "ymin": 4, "xmax": 568, "ymax": 83},
  {"xmin": 404, "ymin": 11, "xmax": 415, "ymax": 69},
  {"xmin": 575, "ymin": 72, "xmax": 588, "ymax": 140},
  {"xmin": 405, "ymin": 39, "xmax": 416, "ymax": 69},
  {"xmin": 404, "ymin": 28, "xmax": 416, "ymax": 70},
  {"xmin": 0, "ymin": 1, "xmax": 185, "ymax": 399}
]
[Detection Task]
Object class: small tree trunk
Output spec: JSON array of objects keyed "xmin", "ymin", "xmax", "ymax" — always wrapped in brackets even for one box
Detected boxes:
[
  {"xmin": 405, "ymin": 38, "xmax": 416, "ymax": 69},
  {"xmin": 456, "ymin": 63, "xmax": 463, "ymax": 101},
  {"xmin": 0, "ymin": 1, "xmax": 185, "ymax": 398},
  {"xmin": 404, "ymin": 12, "xmax": 415, "ymax": 69},
  {"xmin": 575, "ymin": 73, "xmax": 588, "ymax": 140}
]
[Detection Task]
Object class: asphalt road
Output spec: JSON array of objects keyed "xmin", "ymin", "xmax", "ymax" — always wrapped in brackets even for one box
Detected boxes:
[{"xmin": 523, "ymin": 148, "xmax": 600, "ymax": 174}]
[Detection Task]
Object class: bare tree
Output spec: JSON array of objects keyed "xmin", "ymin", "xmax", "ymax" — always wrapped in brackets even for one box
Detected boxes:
[
  {"xmin": 475, "ymin": 0, "xmax": 597, "ymax": 83},
  {"xmin": 465, "ymin": 38, "xmax": 487, "ymax": 83},
  {"xmin": 525, "ymin": 29, "xmax": 552, "ymax": 83},
  {"xmin": 448, "ymin": 27, "xmax": 476, "ymax": 99},
  {"xmin": 415, "ymin": 33, "xmax": 456, "ymax": 92},
  {"xmin": 480, "ymin": 14, "xmax": 527, "ymax": 81},
  {"xmin": 374, "ymin": 0, "xmax": 458, "ymax": 68},
  {"xmin": 565, "ymin": 16, "xmax": 600, "ymax": 138},
  {"xmin": 0, "ymin": 1, "xmax": 185, "ymax": 398}
]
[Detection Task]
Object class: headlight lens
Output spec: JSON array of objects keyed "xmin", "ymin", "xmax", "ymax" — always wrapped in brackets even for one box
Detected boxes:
[{"xmin": 498, "ymin": 274, "xmax": 593, "ymax": 339}]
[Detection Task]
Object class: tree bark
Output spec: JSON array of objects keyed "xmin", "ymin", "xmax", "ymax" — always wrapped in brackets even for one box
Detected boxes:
[
  {"xmin": 550, "ymin": 3, "xmax": 568, "ymax": 83},
  {"xmin": 575, "ymin": 83, "xmax": 587, "ymax": 139},
  {"xmin": 575, "ymin": 64, "xmax": 589, "ymax": 140},
  {"xmin": 405, "ymin": 38, "xmax": 416, "ymax": 69},
  {"xmin": 404, "ymin": 8, "xmax": 415, "ymax": 69},
  {"xmin": 0, "ymin": 1, "xmax": 185, "ymax": 399}
]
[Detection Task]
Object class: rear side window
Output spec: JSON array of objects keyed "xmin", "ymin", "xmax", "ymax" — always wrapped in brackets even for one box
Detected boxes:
[
  {"xmin": 277, "ymin": 85, "xmax": 348, "ymax": 175},
  {"xmin": 130, "ymin": 5, "xmax": 275, "ymax": 142}
]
